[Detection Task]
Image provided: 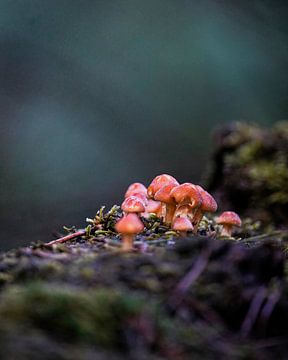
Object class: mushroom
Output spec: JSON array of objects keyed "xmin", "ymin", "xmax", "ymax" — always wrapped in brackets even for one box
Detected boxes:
[
  {"xmin": 154, "ymin": 183, "xmax": 178, "ymax": 226},
  {"xmin": 193, "ymin": 185, "xmax": 218, "ymax": 230},
  {"xmin": 215, "ymin": 211, "xmax": 242, "ymax": 237},
  {"xmin": 126, "ymin": 192, "xmax": 148, "ymax": 206},
  {"xmin": 115, "ymin": 213, "xmax": 144, "ymax": 251},
  {"xmin": 142, "ymin": 199, "xmax": 162, "ymax": 219},
  {"xmin": 121, "ymin": 196, "xmax": 145, "ymax": 216},
  {"xmin": 170, "ymin": 183, "xmax": 202, "ymax": 226},
  {"xmin": 147, "ymin": 174, "xmax": 179, "ymax": 222},
  {"xmin": 147, "ymin": 174, "xmax": 179, "ymax": 199},
  {"xmin": 125, "ymin": 182, "xmax": 147, "ymax": 198},
  {"xmin": 172, "ymin": 216, "xmax": 193, "ymax": 237}
]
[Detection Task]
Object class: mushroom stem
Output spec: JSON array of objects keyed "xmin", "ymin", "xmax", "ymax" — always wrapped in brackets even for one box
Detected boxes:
[
  {"xmin": 191, "ymin": 209, "xmax": 204, "ymax": 232},
  {"xmin": 220, "ymin": 225, "xmax": 233, "ymax": 237},
  {"xmin": 178, "ymin": 231, "xmax": 187, "ymax": 237},
  {"xmin": 173, "ymin": 204, "xmax": 191, "ymax": 220},
  {"xmin": 121, "ymin": 234, "xmax": 134, "ymax": 251},
  {"xmin": 160, "ymin": 203, "xmax": 166, "ymax": 221},
  {"xmin": 165, "ymin": 203, "xmax": 176, "ymax": 226}
]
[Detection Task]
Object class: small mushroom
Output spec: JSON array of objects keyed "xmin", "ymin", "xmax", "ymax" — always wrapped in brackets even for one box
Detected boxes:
[
  {"xmin": 154, "ymin": 183, "xmax": 178, "ymax": 226},
  {"xmin": 171, "ymin": 183, "xmax": 202, "ymax": 207},
  {"xmin": 147, "ymin": 174, "xmax": 179, "ymax": 199},
  {"xmin": 121, "ymin": 196, "xmax": 145, "ymax": 216},
  {"xmin": 142, "ymin": 199, "xmax": 162, "ymax": 219},
  {"xmin": 125, "ymin": 182, "xmax": 147, "ymax": 198},
  {"xmin": 193, "ymin": 185, "xmax": 218, "ymax": 230},
  {"xmin": 127, "ymin": 192, "xmax": 148, "ymax": 206},
  {"xmin": 215, "ymin": 211, "xmax": 242, "ymax": 237},
  {"xmin": 115, "ymin": 213, "xmax": 144, "ymax": 251},
  {"xmin": 170, "ymin": 183, "xmax": 202, "ymax": 227},
  {"xmin": 172, "ymin": 216, "xmax": 193, "ymax": 237}
]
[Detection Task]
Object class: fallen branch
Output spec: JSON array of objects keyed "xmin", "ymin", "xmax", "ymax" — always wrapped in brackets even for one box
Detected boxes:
[{"xmin": 46, "ymin": 229, "xmax": 86, "ymax": 246}]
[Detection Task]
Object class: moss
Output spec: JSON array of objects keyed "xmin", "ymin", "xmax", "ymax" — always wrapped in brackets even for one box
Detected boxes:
[
  {"xmin": 0, "ymin": 272, "xmax": 13, "ymax": 285},
  {"xmin": 0, "ymin": 233, "xmax": 288, "ymax": 358},
  {"xmin": 226, "ymin": 141, "xmax": 263, "ymax": 167},
  {"xmin": 0, "ymin": 283, "xmax": 146, "ymax": 348},
  {"xmin": 207, "ymin": 121, "xmax": 288, "ymax": 226}
]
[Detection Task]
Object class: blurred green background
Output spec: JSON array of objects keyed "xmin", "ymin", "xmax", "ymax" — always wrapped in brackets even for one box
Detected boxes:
[{"xmin": 0, "ymin": 0, "xmax": 288, "ymax": 249}]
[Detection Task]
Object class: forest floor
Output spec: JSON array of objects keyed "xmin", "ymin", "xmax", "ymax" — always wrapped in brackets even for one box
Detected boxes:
[
  {"xmin": 0, "ymin": 121, "xmax": 288, "ymax": 360},
  {"xmin": 0, "ymin": 206, "xmax": 288, "ymax": 360}
]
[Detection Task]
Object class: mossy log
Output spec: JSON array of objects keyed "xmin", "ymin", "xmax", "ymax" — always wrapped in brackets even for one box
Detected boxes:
[{"xmin": 0, "ymin": 122, "xmax": 288, "ymax": 359}]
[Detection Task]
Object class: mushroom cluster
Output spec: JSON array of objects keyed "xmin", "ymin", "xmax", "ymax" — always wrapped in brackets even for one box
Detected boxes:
[{"xmin": 115, "ymin": 174, "xmax": 242, "ymax": 250}]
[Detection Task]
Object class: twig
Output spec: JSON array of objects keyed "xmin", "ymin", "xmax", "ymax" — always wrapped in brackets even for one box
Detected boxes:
[
  {"xmin": 46, "ymin": 229, "xmax": 86, "ymax": 246},
  {"xmin": 259, "ymin": 287, "xmax": 281, "ymax": 329},
  {"xmin": 240, "ymin": 286, "xmax": 267, "ymax": 338},
  {"xmin": 238, "ymin": 231, "xmax": 287, "ymax": 244},
  {"xmin": 252, "ymin": 336, "xmax": 288, "ymax": 349},
  {"xmin": 169, "ymin": 245, "xmax": 212, "ymax": 309}
]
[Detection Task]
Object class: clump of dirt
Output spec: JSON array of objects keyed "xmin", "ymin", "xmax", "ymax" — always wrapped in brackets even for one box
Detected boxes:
[{"xmin": 207, "ymin": 121, "xmax": 288, "ymax": 227}]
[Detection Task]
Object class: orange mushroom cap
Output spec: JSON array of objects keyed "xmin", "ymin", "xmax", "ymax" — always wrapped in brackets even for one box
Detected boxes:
[
  {"xmin": 172, "ymin": 216, "xmax": 193, "ymax": 232},
  {"xmin": 145, "ymin": 199, "xmax": 162, "ymax": 214},
  {"xmin": 115, "ymin": 213, "xmax": 144, "ymax": 234},
  {"xmin": 154, "ymin": 183, "xmax": 178, "ymax": 204},
  {"xmin": 147, "ymin": 174, "xmax": 179, "ymax": 198},
  {"xmin": 216, "ymin": 211, "xmax": 242, "ymax": 227},
  {"xmin": 196, "ymin": 185, "xmax": 218, "ymax": 213},
  {"xmin": 127, "ymin": 192, "xmax": 148, "ymax": 205},
  {"xmin": 170, "ymin": 183, "xmax": 202, "ymax": 208},
  {"xmin": 125, "ymin": 182, "xmax": 147, "ymax": 198},
  {"xmin": 121, "ymin": 196, "xmax": 145, "ymax": 213}
]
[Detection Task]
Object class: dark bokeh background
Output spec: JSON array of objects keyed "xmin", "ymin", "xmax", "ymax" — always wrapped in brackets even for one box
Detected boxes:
[{"xmin": 1, "ymin": 0, "xmax": 288, "ymax": 250}]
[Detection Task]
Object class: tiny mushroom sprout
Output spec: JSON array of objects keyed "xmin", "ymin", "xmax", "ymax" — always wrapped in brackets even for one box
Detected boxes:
[
  {"xmin": 115, "ymin": 213, "xmax": 144, "ymax": 251},
  {"xmin": 125, "ymin": 182, "xmax": 147, "ymax": 198},
  {"xmin": 172, "ymin": 216, "xmax": 193, "ymax": 237},
  {"xmin": 170, "ymin": 183, "xmax": 202, "ymax": 227},
  {"xmin": 193, "ymin": 185, "xmax": 218, "ymax": 230},
  {"xmin": 216, "ymin": 211, "xmax": 242, "ymax": 237},
  {"xmin": 154, "ymin": 183, "xmax": 178, "ymax": 226},
  {"xmin": 121, "ymin": 196, "xmax": 145, "ymax": 216}
]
